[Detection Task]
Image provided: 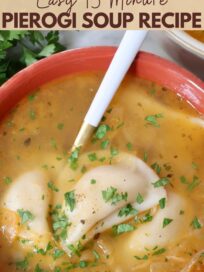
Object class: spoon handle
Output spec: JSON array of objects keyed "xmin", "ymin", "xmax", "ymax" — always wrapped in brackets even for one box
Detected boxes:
[
  {"xmin": 73, "ymin": 30, "xmax": 147, "ymax": 150},
  {"xmin": 85, "ymin": 30, "xmax": 147, "ymax": 127}
]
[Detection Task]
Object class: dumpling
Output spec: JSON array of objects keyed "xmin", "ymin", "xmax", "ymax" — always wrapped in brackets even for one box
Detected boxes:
[
  {"xmin": 61, "ymin": 153, "xmax": 166, "ymax": 252},
  {"xmin": 126, "ymin": 191, "xmax": 193, "ymax": 253},
  {"xmin": 2, "ymin": 171, "xmax": 51, "ymax": 241}
]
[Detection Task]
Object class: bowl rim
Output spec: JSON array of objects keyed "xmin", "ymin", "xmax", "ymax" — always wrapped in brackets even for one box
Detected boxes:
[
  {"xmin": 168, "ymin": 30, "xmax": 204, "ymax": 58},
  {"xmin": 0, "ymin": 46, "xmax": 204, "ymax": 118}
]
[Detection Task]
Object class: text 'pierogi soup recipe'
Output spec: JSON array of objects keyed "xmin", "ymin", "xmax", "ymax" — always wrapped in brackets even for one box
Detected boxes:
[{"xmin": 0, "ymin": 71, "xmax": 204, "ymax": 272}]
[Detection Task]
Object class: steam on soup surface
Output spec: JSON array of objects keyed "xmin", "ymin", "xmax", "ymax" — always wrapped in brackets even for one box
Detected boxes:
[{"xmin": 0, "ymin": 72, "xmax": 204, "ymax": 272}]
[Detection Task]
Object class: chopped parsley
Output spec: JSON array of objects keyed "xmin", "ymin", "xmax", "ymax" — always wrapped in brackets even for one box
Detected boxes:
[
  {"xmin": 95, "ymin": 124, "xmax": 110, "ymax": 139},
  {"xmin": 139, "ymin": 213, "xmax": 153, "ymax": 223},
  {"xmin": 52, "ymin": 248, "xmax": 64, "ymax": 260},
  {"xmin": 93, "ymin": 250, "xmax": 100, "ymax": 261},
  {"xmin": 51, "ymin": 204, "xmax": 69, "ymax": 241},
  {"xmin": 113, "ymin": 223, "xmax": 135, "ymax": 235},
  {"xmin": 101, "ymin": 139, "xmax": 110, "ymax": 149},
  {"xmin": 29, "ymin": 109, "xmax": 36, "ymax": 120},
  {"xmin": 145, "ymin": 113, "xmax": 163, "ymax": 127},
  {"xmin": 152, "ymin": 247, "xmax": 166, "ymax": 255},
  {"xmin": 151, "ymin": 162, "xmax": 161, "ymax": 175},
  {"xmin": 152, "ymin": 177, "xmax": 170, "ymax": 188},
  {"xmin": 143, "ymin": 151, "xmax": 148, "ymax": 162},
  {"xmin": 102, "ymin": 187, "xmax": 128, "ymax": 205},
  {"xmin": 68, "ymin": 147, "xmax": 80, "ymax": 170},
  {"xmin": 48, "ymin": 181, "xmax": 59, "ymax": 192},
  {"xmin": 134, "ymin": 255, "xmax": 148, "ymax": 260},
  {"xmin": 34, "ymin": 264, "xmax": 44, "ymax": 272},
  {"xmin": 159, "ymin": 198, "xmax": 166, "ymax": 209},
  {"xmin": 191, "ymin": 216, "xmax": 202, "ymax": 229},
  {"xmin": 57, "ymin": 123, "xmax": 64, "ymax": 130},
  {"xmin": 90, "ymin": 179, "xmax": 96, "ymax": 185},
  {"xmin": 126, "ymin": 142, "xmax": 133, "ymax": 151},
  {"xmin": 180, "ymin": 175, "xmax": 200, "ymax": 191},
  {"xmin": 88, "ymin": 153, "xmax": 97, "ymax": 161},
  {"xmin": 64, "ymin": 190, "xmax": 76, "ymax": 212},
  {"xmin": 3, "ymin": 176, "xmax": 12, "ymax": 184},
  {"xmin": 17, "ymin": 209, "xmax": 34, "ymax": 224},
  {"xmin": 118, "ymin": 204, "xmax": 138, "ymax": 217},
  {"xmin": 163, "ymin": 218, "xmax": 173, "ymax": 228},
  {"xmin": 28, "ymin": 92, "xmax": 37, "ymax": 102},
  {"xmin": 110, "ymin": 147, "xmax": 119, "ymax": 157},
  {"xmin": 136, "ymin": 193, "xmax": 144, "ymax": 204},
  {"xmin": 16, "ymin": 257, "xmax": 29, "ymax": 270},
  {"xmin": 67, "ymin": 242, "xmax": 83, "ymax": 257}
]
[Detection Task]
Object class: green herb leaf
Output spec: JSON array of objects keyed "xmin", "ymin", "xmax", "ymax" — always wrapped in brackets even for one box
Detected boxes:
[
  {"xmin": 136, "ymin": 193, "xmax": 144, "ymax": 204},
  {"xmin": 118, "ymin": 204, "xmax": 138, "ymax": 217},
  {"xmin": 102, "ymin": 187, "xmax": 128, "ymax": 205},
  {"xmin": 3, "ymin": 176, "xmax": 12, "ymax": 184},
  {"xmin": 134, "ymin": 255, "xmax": 148, "ymax": 260},
  {"xmin": 48, "ymin": 181, "xmax": 59, "ymax": 192},
  {"xmin": 152, "ymin": 248, "xmax": 166, "ymax": 256},
  {"xmin": 151, "ymin": 162, "xmax": 161, "ymax": 175},
  {"xmin": 90, "ymin": 179, "xmax": 96, "ymax": 185},
  {"xmin": 17, "ymin": 209, "xmax": 34, "ymax": 225},
  {"xmin": 113, "ymin": 223, "xmax": 135, "ymax": 235},
  {"xmin": 53, "ymin": 248, "xmax": 64, "ymax": 260},
  {"xmin": 68, "ymin": 147, "xmax": 80, "ymax": 170},
  {"xmin": 145, "ymin": 113, "xmax": 163, "ymax": 127},
  {"xmin": 191, "ymin": 216, "xmax": 202, "ymax": 229},
  {"xmin": 101, "ymin": 139, "xmax": 110, "ymax": 150},
  {"xmin": 64, "ymin": 191, "xmax": 76, "ymax": 212},
  {"xmin": 159, "ymin": 198, "xmax": 166, "ymax": 209},
  {"xmin": 16, "ymin": 257, "xmax": 29, "ymax": 270},
  {"xmin": 163, "ymin": 218, "xmax": 173, "ymax": 228},
  {"xmin": 95, "ymin": 124, "xmax": 110, "ymax": 140},
  {"xmin": 152, "ymin": 177, "xmax": 170, "ymax": 188}
]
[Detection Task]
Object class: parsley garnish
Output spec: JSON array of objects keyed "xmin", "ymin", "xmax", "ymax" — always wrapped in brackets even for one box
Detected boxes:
[
  {"xmin": 163, "ymin": 218, "xmax": 173, "ymax": 228},
  {"xmin": 134, "ymin": 255, "xmax": 148, "ymax": 260},
  {"xmin": 88, "ymin": 153, "xmax": 97, "ymax": 161},
  {"xmin": 48, "ymin": 181, "xmax": 59, "ymax": 192},
  {"xmin": 102, "ymin": 187, "xmax": 128, "ymax": 205},
  {"xmin": 3, "ymin": 176, "xmax": 12, "ymax": 184},
  {"xmin": 152, "ymin": 177, "xmax": 170, "ymax": 188},
  {"xmin": 151, "ymin": 162, "xmax": 161, "ymax": 174},
  {"xmin": 35, "ymin": 264, "xmax": 44, "ymax": 272},
  {"xmin": 180, "ymin": 175, "xmax": 200, "ymax": 191},
  {"xmin": 191, "ymin": 216, "xmax": 202, "ymax": 229},
  {"xmin": 101, "ymin": 139, "xmax": 110, "ymax": 150},
  {"xmin": 68, "ymin": 147, "xmax": 80, "ymax": 170},
  {"xmin": 126, "ymin": 142, "xmax": 133, "ymax": 151},
  {"xmin": 118, "ymin": 204, "xmax": 138, "ymax": 217},
  {"xmin": 136, "ymin": 193, "xmax": 144, "ymax": 204},
  {"xmin": 16, "ymin": 257, "xmax": 29, "ymax": 270},
  {"xmin": 17, "ymin": 209, "xmax": 34, "ymax": 224},
  {"xmin": 145, "ymin": 113, "xmax": 163, "ymax": 127},
  {"xmin": 159, "ymin": 198, "xmax": 166, "ymax": 209},
  {"xmin": 53, "ymin": 249, "xmax": 64, "ymax": 260},
  {"xmin": 57, "ymin": 123, "xmax": 64, "ymax": 130},
  {"xmin": 95, "ymin": 124, "xmax": 110, "ymax": 139},
  {"xmin": 152, "ymin": 248, "xmax": 166, "ymax": 255},
  {"xmin": 64, "ymin": 191, "xmax": 76, "ymax": 212},
  {"xmin": 113, "ymin": 223, "xmax": 135, "ymax": 235},
  {"xmin": 90, "ymin": 179, "xmax": 96, "ymax": 184}
]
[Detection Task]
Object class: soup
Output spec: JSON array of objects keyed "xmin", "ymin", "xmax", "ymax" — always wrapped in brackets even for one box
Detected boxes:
[
  {"xmin": 186, "ymin": 30, "xmax": 204, "ymax": 43},
  {"xmin": 0, "ymin": 72, "xmax": 204, "ymax": 272}
]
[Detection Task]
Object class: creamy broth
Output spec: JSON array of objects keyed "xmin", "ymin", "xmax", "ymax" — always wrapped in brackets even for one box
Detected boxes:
[{"xmin": 0, "ymin": 73, "xmax": 204, "ymax": 272}]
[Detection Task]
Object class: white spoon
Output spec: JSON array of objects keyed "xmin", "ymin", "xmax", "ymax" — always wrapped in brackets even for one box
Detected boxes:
[{"xmin": 72, "ymin": 30, "xmax": 147, "ymax": 150}]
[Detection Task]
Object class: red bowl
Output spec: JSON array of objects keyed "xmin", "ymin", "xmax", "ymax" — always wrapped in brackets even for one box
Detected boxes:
[{"xmin": 0, "ymin": 47, "xmax": 204, "ymax": 119}]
